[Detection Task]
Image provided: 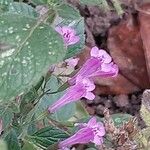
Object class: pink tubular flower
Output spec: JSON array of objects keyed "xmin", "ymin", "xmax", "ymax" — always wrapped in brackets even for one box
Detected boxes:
[
  {"xmin": 59, "ymin": 117, "xmax": 105, "ymax": 149},
  {"xmin": 68, "ymin": 46, "xmax": 118, "ymax": 85},
  {"xmin": 48, "ymin": 78, "xmax": 95, "ymax": 113},
  {"xmin": 55, "ymin": 26, "xmax": 80, "ymax": 46},
  {"xmin": 65, "ymin": 57, "xmax": 79, "ymax": 68}
]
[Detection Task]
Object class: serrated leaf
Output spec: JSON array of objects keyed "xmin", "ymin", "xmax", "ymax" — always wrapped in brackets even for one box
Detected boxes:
[
  {"xmin": 0, "ymin": 105, "xmax": 14, "ymax": 130},
  {"xmin": 29, "ymin": 126, "xmax": 69, "ymax": 149},
  {"xmin": 0, "ymin": 14, "xmax": 65, "ymax": 101},
  {"xmin": 5, "ymin": 129, "xmax": 21, "ymax": 150},
  {"xmin": 8, "ymin": 2, "xmax": 38, "ymax": 18},
  {"xmin": 35, "ymin": 76, "xmax": 76, "ymax": 122},
  {"xmin": 57, "ymin": 3, "xmax": 80, "ymax": 20}
]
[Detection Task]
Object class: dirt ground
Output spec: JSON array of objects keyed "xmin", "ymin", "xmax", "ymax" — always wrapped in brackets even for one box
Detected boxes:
[{"xmin": 67, "ymin": 0, "xmax": 150, "ymax": 129}]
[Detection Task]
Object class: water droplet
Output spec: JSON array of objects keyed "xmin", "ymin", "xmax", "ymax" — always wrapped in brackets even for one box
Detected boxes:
[
  {"xmin": 26, "ymin": 24, "xmax": 30, "ymax": 28},
  {"xmin": 1, "ymin": 48, "xmax": 15, "ymax": 58},
  {"xmin": 22, "ymin": 28, "xmax": 28, "ymax": 31},
  {"xmin": 16, "ymin": 35, "xmax": 20, "ymax": 40},
  {"xmin": 8, "ymin": 27, "xmax": 14, "ymax": 34},
  {"xmin": 39, "ymin": 26, "xmax": 44, "ymax": 29}
]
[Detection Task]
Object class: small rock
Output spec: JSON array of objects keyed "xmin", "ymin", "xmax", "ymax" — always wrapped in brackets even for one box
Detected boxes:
[
  {"xmin": 131, "ymin": 94, "xmax": 139, "ymax": 104},
  {"xmin": 96, "ymin": 104, "xmax": 105, "ymax": 115},
  {"xmin": 104, "ymin": 99, "xmax": 112, "ymax": 108},
  {"xmin": 113, "ymin": 94, "xmax": 129, "ymax": 107},
  {"xmin": 93, "ymin": 95, "xmax": 102, "ymax": 104}
]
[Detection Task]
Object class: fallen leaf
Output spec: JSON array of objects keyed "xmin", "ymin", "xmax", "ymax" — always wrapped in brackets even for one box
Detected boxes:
[{"xmin": 107, "ymin": 14, "xmax": 149, "ymax": 90}]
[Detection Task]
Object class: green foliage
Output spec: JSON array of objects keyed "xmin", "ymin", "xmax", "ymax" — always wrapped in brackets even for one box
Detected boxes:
[
  {"xmin": 28, "ymin": 126, "xmax": 69, "ymax": 149},
  {"xmin": 0, "ymin": 140, "xmax": 7, "ymax": 150},
  {"xmin": 0, "ymin": 13, "xmax": 65, "ymax": 101},
  {"xmin": 0, "ymin": 105, "xmax": 14, "ymax": 129},
  {"xmin": 57, "ymin": 3, "xmax": 80, "ymax": 20},
  {"xmin": 0, "ymin": 0, "xmax": 13, "ymax": 12},
  {"xmin": 31, "ymin": 0, "xmax": 47, "ymax": 5},
  {"xmin": 22, "ymin": 140, "xmax": 37, "ymax": 150},
  {"xmin": 35, "ymin": 76, "xmax": 76, "ymax": 122},
  {"xmin": 5, "ymin": 129, "xmax": 21, "ymax": 150},
  {"xmin": 8, "ymin": 2, "xmax": 38, "ymax": 18}
]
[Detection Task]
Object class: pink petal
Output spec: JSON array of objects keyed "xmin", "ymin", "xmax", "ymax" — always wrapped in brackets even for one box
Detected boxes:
[
  {"xmin": 48, "ymin": 84, "xmax": 85, "ymax": 113},
  {"xmin": 68, "ymin": 58, "xmax": 101, "ymax": 85},
  {"xmin": 84, "ymin": 92, "xmax": 95, "ymax": 100},
  {"xmin": 92, "ymin": 135, "xmax": 103, "ymax": 145},
  {"xmin": 87, "ymin": 117, "xmax": 97, "ymax": 126},
  {"xmin": 82, "ymin": 78, "xmax": 95, "ymax": 91},
  {"xmin": 55, "ymin": 26, "xmax": 63, "ymax": 35},
  {"xmin": 62, "ymin": 26, "xmax": 76, "ymax": 35},
  {"xmin": 90, "ymin": 63, "xmax": 118, "ymax": 78},
  {"xmin": 65, "ymin": 57, "xmax": 79, "ymax": 67},
  {"xmin": 90, "ymin": 46, "xmax": 100, "ymax": 57},
  {"xmin": 96, "ymin": 122, "xmax": 106, "ymax": 136},
  {"xmin": 59, "ymin": 127, "xmax": 94, "ymax": 148},
  {"xmin": 68, "ymin": 36, "xmax": 80, "ymax": 45},
  {"xmin": 99, "ymin": 50, "xmax": 112, "ymax": 63}
]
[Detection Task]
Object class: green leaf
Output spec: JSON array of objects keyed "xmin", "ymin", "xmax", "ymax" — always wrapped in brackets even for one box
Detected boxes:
[
  {"xmin": 69, "ymin": 101, "xmax": 89, "ymax": 122},
  {"xmin": 31, "ymin": 0, "xmax": 47, "ymax": 5},
  {"xmin": 29, "ymin": 126, "xmax": 69, "ymax": 149},
  {"xmin": 8, "ymin": 2, "xmax": 38, "ymax": 18},
  {"xmin": 0, "ymin": 105, "xmax": 14, "ymax": 130},
  {"xmin": 0, "ymin": 140, "xmax": 7, "ymax": 150},
  {"xmin": 5, "ymin": 129, "xmax": 21, "ymax": 150},
  {"xmin": 35, "ymin": 76, "xmax": 76, "ymax": 122},
  {"xmin": 57, "ymin": 3, "xmax": 80, "ymax": 20},
  {"xmin": 0, "ymin": 14, "xmax": 65, "ymax": 101},
  {"xmin": 111, "ymin": 113, "xmax": 133, "ymax": 127},
  {"xmin": 22, "ymin": 140, "xmax": 36, "ymax": 150},
  {"xmin": 0, "ymin": 0, "xmax": 13, "ymax": 12},
  {"xmin": 79, "ymin": 0, "xmax": 109, "ymax": 9}
]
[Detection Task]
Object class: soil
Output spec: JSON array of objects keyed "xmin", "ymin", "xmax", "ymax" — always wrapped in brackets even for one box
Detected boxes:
[{"xmin": 67, "ymin": 0, "xmax": 146, "ymax": 128}]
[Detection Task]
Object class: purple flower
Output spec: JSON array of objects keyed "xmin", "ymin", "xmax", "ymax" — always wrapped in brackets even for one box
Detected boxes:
[
  {"xmin": 59, "ymin": 117, "xmax": 105, "ymax": 149},
  {"xmin": 65, "ymin": 57, "xmax": 79, "ymax": 68},
  {"xmin": 55, "ymin": 26, "xmax": 80, "ymax": 46},
  {"xmin": 48, "ymin": 78, "xmax": 95, "ymax": 113},
  {"xmin": 68, "ymin": 46, "xmax": 118, "ymax": 85}
]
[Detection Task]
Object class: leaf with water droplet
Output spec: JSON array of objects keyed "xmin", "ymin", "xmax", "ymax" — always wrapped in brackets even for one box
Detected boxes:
[
  {"xmin": 8, "ymin": 2, "xmax": 38, "ymax": 18},
  {"xmin": 0, "ymin": 0, "xmax": 13, "ymax": 12},
  {"xmin": 0, "ymin": 14, "xmax": 65, "ymax": 101}
]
